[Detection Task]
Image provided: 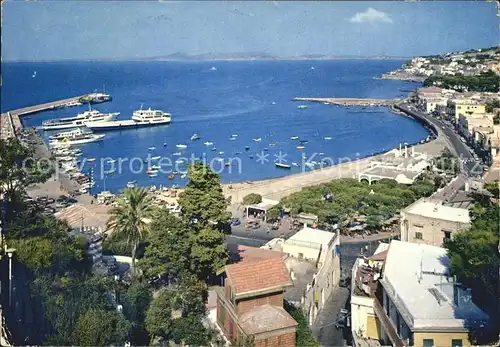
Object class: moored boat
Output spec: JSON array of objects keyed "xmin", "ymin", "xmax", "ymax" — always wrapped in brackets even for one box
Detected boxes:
[
  {"xmin": 42, "ymin": 109, "xmax": 119, "ymax": 131},
  {"xmin": 275, "ymin": 163, "xmax": 291, "ymax": 169},
  {"xmin": 191, "ymin": 133, "xmax": 201, "ymax": 141},
  {"xmin": 86, "ymin": 106, "xmax": 171, "ymax": 131}
]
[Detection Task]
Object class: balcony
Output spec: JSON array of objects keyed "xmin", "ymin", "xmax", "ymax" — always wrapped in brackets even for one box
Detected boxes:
[{"xmin": 372, "ymin": 295, "xmax": 405, "ymax": 347}]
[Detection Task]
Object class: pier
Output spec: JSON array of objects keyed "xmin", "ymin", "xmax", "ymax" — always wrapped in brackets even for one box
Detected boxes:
[
  {"xmin": 293, "ymin": 97, "xmax": 400, "ymax": 106},
  {"xmin": 0, "ymin": 94, "xmax": 107, "ymax": 140}
]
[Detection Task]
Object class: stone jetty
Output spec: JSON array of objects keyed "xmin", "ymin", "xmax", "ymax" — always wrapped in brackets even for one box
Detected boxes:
[{"xmin": 293, "ymin": 97, "xmax": 400, "ymax": 106}]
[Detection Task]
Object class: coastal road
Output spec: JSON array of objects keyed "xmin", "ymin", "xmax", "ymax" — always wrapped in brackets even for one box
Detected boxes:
[{"xmin": 397, "ymin": 102, "xmax": 483, "ymax": 176}]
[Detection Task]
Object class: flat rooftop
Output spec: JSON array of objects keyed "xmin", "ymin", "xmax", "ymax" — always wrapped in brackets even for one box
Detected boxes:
[
  {"xmin": 404, "ymin": 199, "xmax": 471, "ymax": 224},
  {"xmin": 381, "ymin": 241, "xmax": 488, "ymax": 330},
  {"xmin": 362, "ymin": 166, "xmax": 423, "ymax": 180},
  {"xmin": 284, "ymin": 256, "xmax": 316, "ymax": 304},
  {"xmin": 285, "ymin": 226, "xmax": 336, "ymax": 250}
]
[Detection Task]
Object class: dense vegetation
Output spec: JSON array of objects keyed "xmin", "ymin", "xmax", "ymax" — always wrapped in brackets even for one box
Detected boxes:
[
  {"xmin": 423, "ymin": 70, "xmax": 500, "ymax": 93},
  {"xmin": 284, "ymin": 301, "xmax": 320, "ymax": 347},
  {"xmin": 242, "ymin": 193, "xmax": 262, "ymax": 205},
  {"xmin": 280, "ymin": 177, "xmax": 436, "ymax": 228},
  {"xmin": 0, "ymin": 140, "xmax": 232, "ymax": 346}
]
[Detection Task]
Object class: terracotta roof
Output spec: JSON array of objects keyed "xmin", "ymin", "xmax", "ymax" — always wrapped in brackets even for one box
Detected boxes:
[
  {"xmin": 238, "ymin": 304, "xmax": 298, "ymax": 335},
  {"xmin": 226, "ymin": 257, "xmax": 293, "ymax": 296},
  {"xmin": 368, "ymin": 250, "xmax": 388, "ymax": 262},
  {"xmin": 54, "ymin": 203, "xmax": 111, "ymax": 231},
  {"xmin": 227, "ymin": 244, "xmax": 284, "ymax": 264}
]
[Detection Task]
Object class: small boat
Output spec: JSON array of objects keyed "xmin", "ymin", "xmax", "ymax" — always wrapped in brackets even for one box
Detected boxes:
[
  {"xmin": 292, "ymin": 162, "xmax": 300, "ymax": 167},
  {"xmin": 245, "ymin": 146, "xmax": 250, "ymax": 151},
  {"xmin": 149, "ymin": 173, "xmax": 158, "ymax": 177},
  {"xmin": 310, "ymin": 66, "xmax": 315, "ymax": 70},
  {"xmin": 181, "ymin": 174, "xmax": 187, "ymax": 179},
  {"xmin": 224, "ymin": 162, "xmax": 231, "ymax": 167},
  {"xmin": 215, "ymin": 158, "xmax": 224, "ymax": 162},
  {"xmin": 275, "ymin": 163, "xmax": 291, "ymax": 169},
  {"xmin": 296, "ymin": 146, "xmax": 305, "ymax": 150},
  {"xmin": 234, "ymin": 151, "xmax": 242, "ymax": 155},
  {"xmin": 300, "ymin": 140, "xmax": 309, "ymax": 144},
  {"xmin": 149, "ymin": 146, "xmax": 156, "ymax": 150},
  {"xmin": 176, "ymin": 144, "xmax": 187, "ymax": 149},
  {"xmin": 253, "ymin": 138, "xmax": 262, "ymax": 142},
  {"xmin": 128, "ymin": 180, "xmax": 137, "ymax": 184},
  {"xmin": 324, "ymin": 137, "xmax": 332, "ymax": 140},
  {"xmin": 126, "ymin": 182, "xmax": 136, "ymax": 188},
  {"xmin": 323, "ymin": 102, "xmax": 329, "ymax": 105},
  {"xmin": 271, "ymin": 101, "xmax": 276, "ymax": 105},
  {"xmin": 212, "ymin": 147, "xmax": 217, "ymax": 151},
  {"xmin": 150, "ymin": 165, "xmax": 161, "ymax": 170},
  {"xmin": 175, "ymin": 159, "xmax": 185, "ymax": 164},
  {"xmin": 146, "ymin": 169, "xmax": 158, "ymax": 175},
  {"xmin": 151, "ymin": 156, "xmax": 161, "ymax": 160},
  {"xmin": 263, "ymin": 148, "xmax": 268, "ymax": 151},
  {"xmin": 163, "ymin": 143, "xmax": 167, "ymax": 147},
  {"xmin": 191, "ymin": 133, "xmax": 201, "ymax": 141},
  {"xmin": 269, "ymin": 143, "xmax": 277, "ymax": 147},
  {"xmin": 290, "ymin": 136, "xmax": 299, "ymax": 140},
  {"xmin": 108, "ymin": 168, "xmax": 116, "ymax": 174},
  {"xmin": 210, "ymin": 66, "xmax": 217, "ymax": 71},
  {"xmin": 173, "ymin": 152, "xmax": 181, "ymax": 156},
  {"xmin": 218, "ymin": 151, "xmax": 224, "ymax": 155},
  {"xmin": 204, "ymin": 141, "xmax": 214, "ymax": 146},
  {"xmin": 87, "ymin": 158, "xmax": 96, "ymax": 162},
  {"xmin": 229, "ymin": 137, "xmax": 237, "ymax": 141},
  {"xmin": 231, "ymin": 134, "xmax": 238, "ymax": 137},
  {"xmin": 32, "ymin": 71, "xmax": 37, "ymax": 78},
  {"xmin": 168, "ymin": 174, "xmax": 175, "ymax": 180},
  {"xmin": 107, "ymin": 159, "xmax": 117, "ymax": 164},
  {"xmin": 319, "ymin": 152, "xmax": 325, "ymax": 156},
  {"xmin": 297, "ymin": 105, "xmax": 308, "ymax": 109}
]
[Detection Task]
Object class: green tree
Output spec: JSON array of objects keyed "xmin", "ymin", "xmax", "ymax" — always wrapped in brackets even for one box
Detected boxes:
[
  {"xmin": 107, "ymin": 187, "xmax": 156, "ymax": 277},
  {"xmin": 177, "ymin": 163, "xmax": 230, "ymax": 280},
  {"xmin": 485, "ymin": 99, "xmax": 500, "ymax": 113},
  {"xmin": 0, "ymin": 138, "xmax": 52, "ymax": 208},
  {"xmin": 178, "ymin": 162, "xmax": 231, "ymax": 231},
  {"xmin": 139, "ymin": 211, "xmax": 191, "ymax": 280},
  {"xmin": 72, "ymin": 308, "xmax": 132, "ymax": 346},
  {"xmin": 284, "ymin": 301, "xmax": 319, "ymax": 347},
  {"xmin": 121, "ymin": 280, "xmax": 153, "ymax": 345},
  {"xmin": 242, "ymin": 193, "xmax": 262, "ymax": 205},
  {"xmin": 145, "ymin": 288, "xmax": 174, "ymax": 342}
]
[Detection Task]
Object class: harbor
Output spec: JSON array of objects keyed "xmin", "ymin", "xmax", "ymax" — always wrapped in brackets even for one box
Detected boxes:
[{"xmin": 293, "ymin": 97, "xmax": 400, "ymax": 106}]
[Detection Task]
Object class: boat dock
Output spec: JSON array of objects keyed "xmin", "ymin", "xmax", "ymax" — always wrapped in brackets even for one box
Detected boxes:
[
  {"xmin": 293, "ymin": 97, "xmax": 400, "ymax": 106},
  {"xmin": 0, "ymin": 94, "xmax": 109, "ymax": 140}
]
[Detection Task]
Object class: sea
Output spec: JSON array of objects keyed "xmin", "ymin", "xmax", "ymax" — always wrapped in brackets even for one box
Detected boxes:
[{"xmin": 1, "ymin": 60, "xmax": 429, "ymax": 194}]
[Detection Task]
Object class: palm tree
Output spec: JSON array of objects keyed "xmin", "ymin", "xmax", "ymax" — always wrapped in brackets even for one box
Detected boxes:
[{"xmin": 107, "ymin": 187, "xmax": 156, "ymax": 277}]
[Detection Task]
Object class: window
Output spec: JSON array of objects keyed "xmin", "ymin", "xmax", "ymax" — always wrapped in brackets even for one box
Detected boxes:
[
  {"xmin": 443, "ymin": 231, "xmax": 452, "ymax": 244},
  {"xmin": 415, "ymin": 232, "xmax": 423, "ymax": 240},
  {"xmin": 423, "ymin": 339, "xmax": 434, "ymax": 347},
  {"xmin": 452, "ymin": 339, "xmax": 463, "ymax": 347},
  {"xmin": 298, "ymin": 252, "xmax": 304, "ymax": 260}
]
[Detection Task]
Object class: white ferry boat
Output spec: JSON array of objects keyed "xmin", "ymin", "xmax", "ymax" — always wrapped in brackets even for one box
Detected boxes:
[
  {"xmin": 42, "ymin": 109, "xmax": 119, "ymax": 130},
  {"xmin": 49, "ymin": 129, "xmax": 105, "ymax": 147},
  {"xmin": 85, "ymin": 107, "xmax": 171, "ymax": 131}
]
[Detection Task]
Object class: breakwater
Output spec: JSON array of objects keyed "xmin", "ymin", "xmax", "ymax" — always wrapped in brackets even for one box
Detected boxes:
[{"xmin": 293, "ymin": 97, "xmax": 400, "ymax": 106}]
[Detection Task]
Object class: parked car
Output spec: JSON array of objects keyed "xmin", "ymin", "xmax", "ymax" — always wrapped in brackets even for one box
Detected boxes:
[
  {"xmin": 231, "ymin": 218, "xmax": 241, "ymax": 226},
  {"xmin": 335, "ymin": 309, "xmax": 349, "ymax": 329}
]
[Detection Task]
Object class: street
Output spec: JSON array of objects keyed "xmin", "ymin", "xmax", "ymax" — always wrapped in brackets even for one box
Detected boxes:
[{"xmin": 398, "ymin": 103, "xmax": 484, "ymax": 176}]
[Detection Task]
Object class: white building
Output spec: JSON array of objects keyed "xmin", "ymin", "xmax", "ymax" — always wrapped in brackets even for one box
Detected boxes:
[
  {"xmin": 400, "ymin": 198, "xmax": 471, "ymax": 247},
  {"xmin": 267, "ymin": 225, "xmax": 341, "ymax": 326},
  {"xmin": 376, "ymin": 241, "xmax": 489, "ymax": 346}
]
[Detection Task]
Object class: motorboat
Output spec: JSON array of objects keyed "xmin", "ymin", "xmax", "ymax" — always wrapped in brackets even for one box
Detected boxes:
[
  {"xmin": 290, "ymin": 136, "xmax": 299, "ymax": 140},
  {"xmin": 49, "ymin": 129, "xmax": 105, "ymax": 147},
  {"xmin": 297, "ymin": 105, "xmax": 308, "ymax": 109},
  {"xmin": 275, "ymin": 163, "xmax": 291, "ymax": 169},
  {"xmin": 253, "ymin": 138, "xmax": 262, "ymax": 142},
  {"xmin": 86, "ymin": 106, "xmax": 171, "ymax": 131},
  {"xmin": 42, "ymin": 109, "xmax": 119, "ymax": 130},
  {"xmin": 149, "ymin": 146, "xmax": 156, "ymax": 150},
  {"xmin": 324, "ymin": 137, "xmax": 332, "ymax": 140},
  {"xmin": 151, "ymin": 156, "xmax": 161, "ymax": 160},
  {"xmin": 191, "ymin": 133, "xmax": 201, "ymax": 141},
  {"xmin": 204, "ymin": 141, "xmax": 214, "ymax": 146},
  {"xmin": 126, "ymin": 182, "xmax": 136, "ymax": 188},
  {"xmin": 296, "ymin": 146, "xmax": 305, "ymax": 150},
  {"xmin": 176, "ymin": 144, "xmax": 187, "ymax": 149}
]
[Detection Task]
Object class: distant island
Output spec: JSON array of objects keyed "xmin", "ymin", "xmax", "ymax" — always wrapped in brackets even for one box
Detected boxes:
[{"xmin": 5, "ymin": 52, "xmax": 411, "ymax": 63}]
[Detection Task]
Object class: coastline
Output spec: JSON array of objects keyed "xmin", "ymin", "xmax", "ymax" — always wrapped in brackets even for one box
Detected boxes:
[{"xmin": 373, "ymin": 72, "xmax": 426, "ymax": 83}]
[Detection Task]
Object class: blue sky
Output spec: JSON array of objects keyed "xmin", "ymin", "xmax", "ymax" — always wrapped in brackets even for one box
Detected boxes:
[{"xmin": 2, "ymin": 1, "xmax": 499, "ymax": 61}]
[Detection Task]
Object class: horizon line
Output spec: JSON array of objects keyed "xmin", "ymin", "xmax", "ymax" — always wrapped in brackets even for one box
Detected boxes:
[{"xmin": 2, "ymin": 56, "xmax": 412, "ymax": 63}]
